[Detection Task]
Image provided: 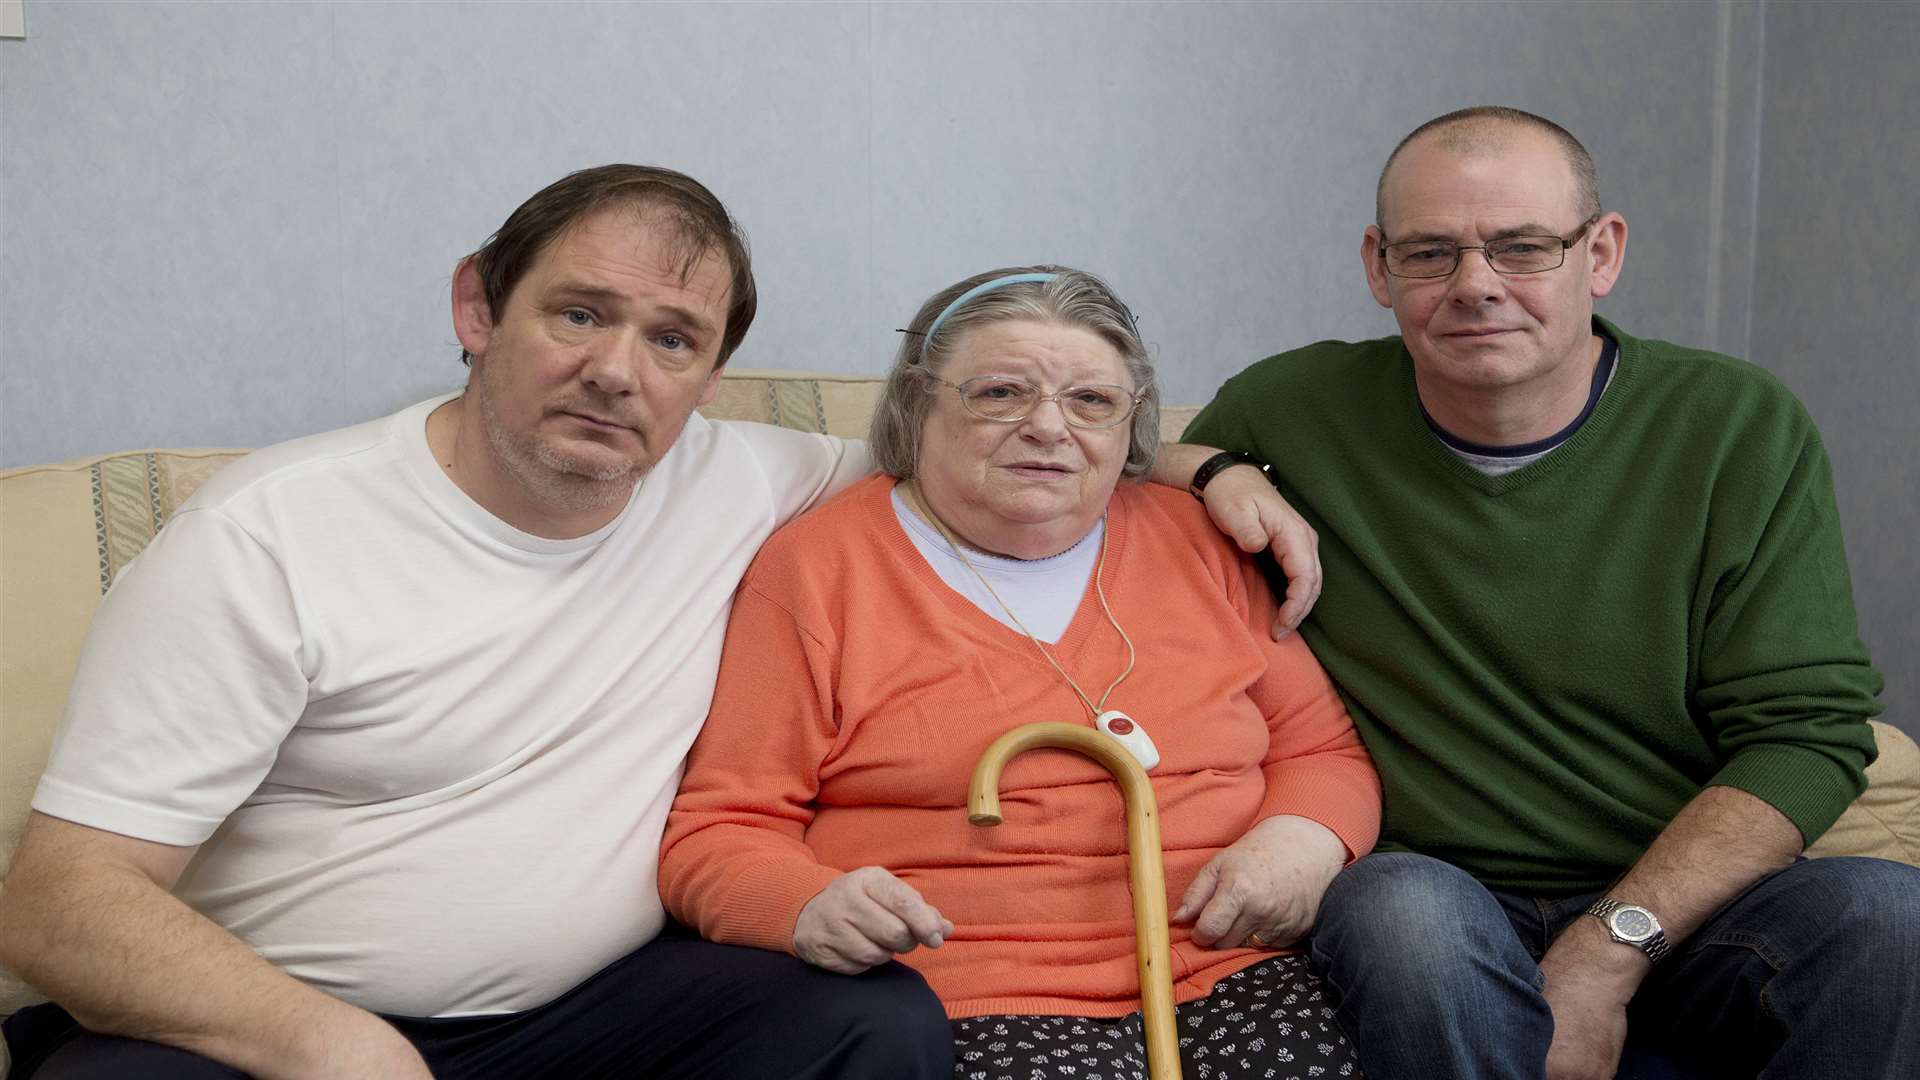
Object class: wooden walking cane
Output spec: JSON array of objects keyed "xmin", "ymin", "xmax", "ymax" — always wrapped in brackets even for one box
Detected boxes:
[{"xmin": 968, "ymin": 721, "xmax": 1184, "ymax": 1080}]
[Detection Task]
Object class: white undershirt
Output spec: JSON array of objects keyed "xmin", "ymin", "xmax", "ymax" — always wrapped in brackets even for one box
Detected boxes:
[{"xmin": 890, "ymin": 485, "xmax": 1100, "ymax": 643}]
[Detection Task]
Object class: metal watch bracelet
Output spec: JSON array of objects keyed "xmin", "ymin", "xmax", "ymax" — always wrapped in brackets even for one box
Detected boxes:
[{"xmin": 1585, "ymin": 897, "xmax": 1673, "ymax": 963}]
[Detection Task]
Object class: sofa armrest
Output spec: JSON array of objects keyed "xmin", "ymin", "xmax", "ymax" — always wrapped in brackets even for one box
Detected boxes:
[{"xmin": 1805, "ymin": 720, "xmax": 1920, "ymax": 866}]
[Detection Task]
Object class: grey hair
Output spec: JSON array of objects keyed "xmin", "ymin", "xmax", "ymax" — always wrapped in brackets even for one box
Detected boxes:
[{"xmin": 868, "ymin": 265, "xmax": 1160, "ymax": 479}]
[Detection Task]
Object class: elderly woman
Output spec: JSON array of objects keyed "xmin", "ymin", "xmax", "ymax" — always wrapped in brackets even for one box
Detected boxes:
[{"xmin": 659, "ymin": 266, "xmax": 1380, "ymax": 1079}]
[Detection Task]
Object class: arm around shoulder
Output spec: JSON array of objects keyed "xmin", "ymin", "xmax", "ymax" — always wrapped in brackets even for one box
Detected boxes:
[
  {"xmin": 1149, "ymin": 442, "xmax": 1322, "ymax": 636},
  {"xmin": 735, "ymin": 422, "xmax": 875, "ymax": 526}
]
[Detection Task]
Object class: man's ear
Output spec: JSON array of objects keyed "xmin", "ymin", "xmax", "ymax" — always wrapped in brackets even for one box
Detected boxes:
[
  {"xmin": 1361, "ymin": 225, "xmax": 1393, "ymax": 309},
  {"xmin": 452, "ymin": 256, "xmax": 495, "ymax": 358},
  {"xmin": 1587, "ymin": 212, "xmax": 1628, "ymax": 299},
  {"xmin": 696, "ymin": 361, "xmax": 725, "ymax": 408}
]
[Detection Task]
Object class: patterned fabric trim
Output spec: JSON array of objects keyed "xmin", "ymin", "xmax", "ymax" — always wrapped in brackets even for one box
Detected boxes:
[
  {"xmin": 90, "ymin": 465, "xmax": 110, "ymax": 594},
  {"xmin": 91, "ymin": 454, "xmax": 166, "ymax": 594},
  {"xmin": 765, "ymin": 379, "xmax": 829, "ymax": 433},
  {"xmin": 159, "ymin": 453, "xmax": 242, "ymax": 520}
]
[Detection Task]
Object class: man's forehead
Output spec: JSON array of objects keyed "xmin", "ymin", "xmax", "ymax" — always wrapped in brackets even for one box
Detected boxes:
[
  {"xmin": 533, "ymin": 207, "xmax": 731, "ymax": 304},
  {"xmin": 1380, "ymin": 129, "xmax": 1578, "ymax": 230}
]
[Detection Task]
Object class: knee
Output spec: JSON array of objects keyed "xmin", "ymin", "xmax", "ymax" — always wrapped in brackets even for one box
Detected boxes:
[
  {"xmin": 806, "ymin": 961, "xmax": 953, "ymax": 1078},
  {"xmin": 1312, "ymin": 851, "xmax": 1540, "ymax": 1005},
  {"xmin": 1793, "ymin": 857, "xmax": 1920, "ymax": 960},
  {"xmin": 1318, "ymin": 852, "xmax": 1515, "ymax": 957}
]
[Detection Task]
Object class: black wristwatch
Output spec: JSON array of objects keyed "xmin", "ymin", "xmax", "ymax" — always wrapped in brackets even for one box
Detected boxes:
[{"xmin": 1188, "ymin": 451, "xmax": 1269, "ymax": 500}]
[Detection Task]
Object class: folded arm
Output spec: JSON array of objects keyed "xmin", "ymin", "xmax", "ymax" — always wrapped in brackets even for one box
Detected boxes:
[{"xmin": 0, "ymin": 811, "xmax": 429, "ymax": 1080}]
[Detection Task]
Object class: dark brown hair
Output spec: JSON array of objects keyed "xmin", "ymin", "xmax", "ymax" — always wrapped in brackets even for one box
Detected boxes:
[{"xmin": 461, "ymin": 164, "xmax": 756, "ymax": 364}]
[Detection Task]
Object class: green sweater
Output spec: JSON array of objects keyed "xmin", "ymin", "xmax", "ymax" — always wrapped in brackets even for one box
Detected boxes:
[{"xmin": 1184, "ymin": 319, "xmax": 1882, "ymax": 893}]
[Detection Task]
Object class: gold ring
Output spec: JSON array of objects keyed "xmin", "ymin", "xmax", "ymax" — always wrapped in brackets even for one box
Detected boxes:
[{"xmin": 1248, "ymin": 931, "xmax": 1270, "ymax": 949}]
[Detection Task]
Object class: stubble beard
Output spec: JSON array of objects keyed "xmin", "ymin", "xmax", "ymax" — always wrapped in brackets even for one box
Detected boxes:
[{"xmin": 474, "ymin": 367, "xmax": 642, "ymax": 517}]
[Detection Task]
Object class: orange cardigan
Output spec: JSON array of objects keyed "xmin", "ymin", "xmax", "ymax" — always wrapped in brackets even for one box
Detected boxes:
[{"xmin": 660, "ymin": 475, "xmax": 1380, "ymax": 1019}]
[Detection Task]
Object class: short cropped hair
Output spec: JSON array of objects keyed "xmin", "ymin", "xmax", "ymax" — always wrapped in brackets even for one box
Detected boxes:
[
  {"xmin": 1376, "ymin": 106, "xmax": 1601, "ymax": 228},
  {"xmin": 460, "ymin": 164, "xmax": 756, "ymax": 365},
  {"xmin": 868, "ymin": 265, "xmax": 1160, "ymax": 481}
]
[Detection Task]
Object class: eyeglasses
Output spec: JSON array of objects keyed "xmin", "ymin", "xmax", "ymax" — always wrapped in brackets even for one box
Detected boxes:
[
  {"xmin": 1378, "ymin": 214, "xmax": 1602, "ymax": 278},
  {"xmin": 924, "ymin": 374, "xmax": 1142, "ymax": 429}
]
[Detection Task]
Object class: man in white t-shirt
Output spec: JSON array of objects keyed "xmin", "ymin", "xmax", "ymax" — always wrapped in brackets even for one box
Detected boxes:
[{"xmin": 0, "ymin": 166, "xmax": 949, "ymax": 1080}]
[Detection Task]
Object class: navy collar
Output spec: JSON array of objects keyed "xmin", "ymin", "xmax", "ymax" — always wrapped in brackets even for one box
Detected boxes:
[{"xmin": 1424, "ymin": 325, "xmax": 1619, "ymax": 458}]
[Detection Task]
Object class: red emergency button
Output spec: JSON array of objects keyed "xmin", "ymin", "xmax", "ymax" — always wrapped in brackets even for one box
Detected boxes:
[{"xmin": 1107, "ymin": 717, "xmax": 1134, "ymax": 735}]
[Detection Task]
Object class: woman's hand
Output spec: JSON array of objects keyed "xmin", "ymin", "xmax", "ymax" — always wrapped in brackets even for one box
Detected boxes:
[
  {"xmin": 792, "ymin": 866, "xmax": 955, "ymax": 975},
  {"xmin": 1172, "ymin": 814, "xmax": 1348, "ymax": 949}
]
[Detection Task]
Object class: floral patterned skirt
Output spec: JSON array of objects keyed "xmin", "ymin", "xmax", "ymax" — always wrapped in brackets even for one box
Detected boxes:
[{"xmin": 950, "ymin": 953, "xmax": 1363, "ymax": 1080}]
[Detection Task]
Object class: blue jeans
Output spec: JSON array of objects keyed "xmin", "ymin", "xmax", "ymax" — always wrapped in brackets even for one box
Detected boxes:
[{"xmin": 1308, "ymin": 852, "xmax": 1920, "ymax": 1080}]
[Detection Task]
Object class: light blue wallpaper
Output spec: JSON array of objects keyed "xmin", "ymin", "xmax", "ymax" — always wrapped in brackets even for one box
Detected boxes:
[{"xmin": 5, "ymin": 0, "xmax": 1751, "ymax": 456}]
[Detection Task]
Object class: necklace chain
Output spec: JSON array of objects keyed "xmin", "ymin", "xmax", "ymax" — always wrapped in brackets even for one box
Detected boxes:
[{"xmin": 902, "ymin": 481, "xmax": 1135, "ymax": 718}]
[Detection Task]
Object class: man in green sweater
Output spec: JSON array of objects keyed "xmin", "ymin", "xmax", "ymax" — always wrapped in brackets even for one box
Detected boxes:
[{"xmin": 1177, "ymin": 107, "xmax": 1917, "ymax": 1079}]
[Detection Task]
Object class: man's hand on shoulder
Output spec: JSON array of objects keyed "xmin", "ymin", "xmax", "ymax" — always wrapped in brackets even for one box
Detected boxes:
[
  {"xmin": 1198, "ymin": 462, "xmax": 1321, "ymax": 637},
  {"xmin": 1148, "ymin": 443, "xmax": 1322, "ymax": 637}
]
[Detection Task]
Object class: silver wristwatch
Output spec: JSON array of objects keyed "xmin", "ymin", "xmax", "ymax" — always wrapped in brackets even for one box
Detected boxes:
[{"xmin": 1585, "ymin": 898, "xmax": 1671, "ymax": 963}]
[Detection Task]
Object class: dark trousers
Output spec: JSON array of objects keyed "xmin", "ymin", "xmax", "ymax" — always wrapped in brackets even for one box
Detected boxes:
[{"xmin": 3, "ymin": 926, "xmax": 954, "ymax": 1079}]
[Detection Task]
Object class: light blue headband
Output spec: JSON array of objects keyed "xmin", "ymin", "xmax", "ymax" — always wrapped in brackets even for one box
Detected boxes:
[{"xmin": 919, "ymin": 272, "xmax": 1059, "ymax": 364}]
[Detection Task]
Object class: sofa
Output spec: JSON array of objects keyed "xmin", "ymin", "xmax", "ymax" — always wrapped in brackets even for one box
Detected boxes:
[{"xmin": 2, "ymin": 368, "xmax": 1916, "ymax": 1075}]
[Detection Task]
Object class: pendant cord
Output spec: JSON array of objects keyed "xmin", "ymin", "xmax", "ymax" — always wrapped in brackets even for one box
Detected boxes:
[{"xmin": 902, "ymin": 481, "xmax": 1135, "ymax": 718}]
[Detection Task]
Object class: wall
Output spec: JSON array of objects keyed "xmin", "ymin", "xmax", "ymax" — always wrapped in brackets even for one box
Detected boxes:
[
  {"xmin": 1750, "ymin": 0, "xmax": 1920, "ymax": 738},
  {"xmin": 4, "ymin": 0, "xmax": 1747, "ymax": 450},
  {"xmin": 1, "ymin": 0, "xmax": 1913, "ymax": 729}
]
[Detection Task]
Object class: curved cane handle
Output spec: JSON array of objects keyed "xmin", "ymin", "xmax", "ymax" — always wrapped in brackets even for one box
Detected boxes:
[{"xmin": 968, "ymin": 722, "xmax": 1182, "ymax": 1080}]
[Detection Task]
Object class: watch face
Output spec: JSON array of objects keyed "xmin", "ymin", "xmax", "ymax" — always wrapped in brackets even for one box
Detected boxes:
[{"xmin": 1612, "ymin": 908, "xmax": 1655, "ymax": 941}]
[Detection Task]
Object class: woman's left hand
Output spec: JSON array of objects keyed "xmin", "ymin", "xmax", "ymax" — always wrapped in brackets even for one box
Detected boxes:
[{"xmin": 1171, "ymin": 814, "xmax": 1348, "ymax": 950}]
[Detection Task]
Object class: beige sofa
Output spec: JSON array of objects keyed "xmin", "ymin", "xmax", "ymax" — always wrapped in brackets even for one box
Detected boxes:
[{"xmin": 2, "ymin": 369, "xmax": 1916, "ymax": 1068}]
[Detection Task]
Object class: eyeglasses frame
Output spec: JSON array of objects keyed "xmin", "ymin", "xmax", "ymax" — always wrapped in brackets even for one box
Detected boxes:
[
  {"xmin": 1377, "ymin": 213, "xmax": 1605, "ymax": 279},
  {"xmin": 922, "ymin": 372, "xmax": 1143, "ymax": 430}
]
